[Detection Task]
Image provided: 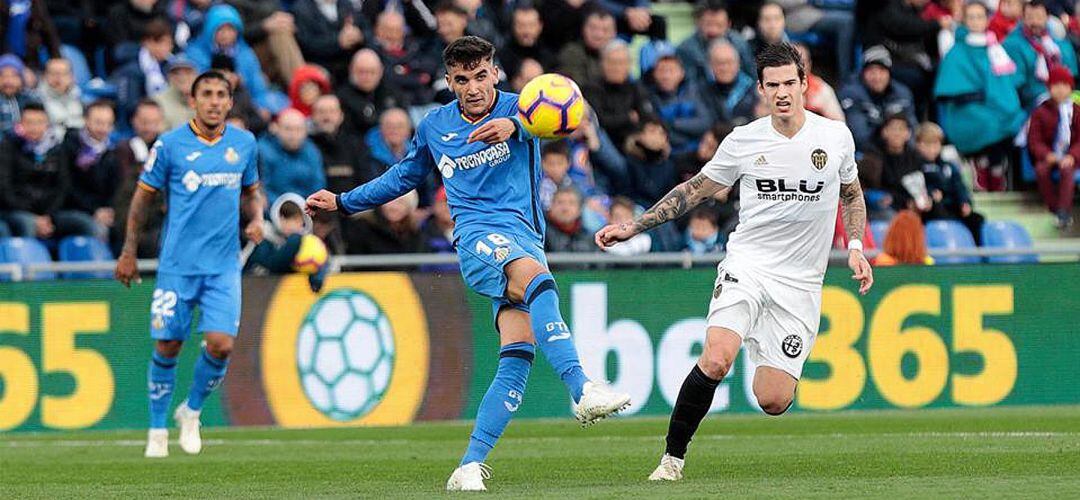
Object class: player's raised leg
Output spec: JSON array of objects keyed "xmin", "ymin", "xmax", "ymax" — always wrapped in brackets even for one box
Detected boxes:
[
  {"xmin": 753, "ymin": 366, "xmax": 797, "ymax": 415},
  {"xmin": 146, "ymin": 340, "xmax": 182, "ymax": 458},
  {"xmin": 176, "ymin": 332, "xmax": 233, "ymax": 455},
  {"xmin": 504, "ymin": 258, "xmax": 630, "ymax": 425},
  {"xmin": 650, "ymin": 326, "xmax": 741, "ymax": 481},
  {"xmin": 448, "ymin": 309, "xmax": 534, "ymax": 492}
]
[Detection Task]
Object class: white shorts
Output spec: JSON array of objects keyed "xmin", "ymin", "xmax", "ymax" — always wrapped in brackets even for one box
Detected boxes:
[{"xmin": 705, "ymin": 264, "xmax": 821, "ymax": 379}]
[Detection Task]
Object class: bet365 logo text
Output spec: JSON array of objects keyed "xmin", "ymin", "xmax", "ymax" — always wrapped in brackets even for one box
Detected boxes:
[{"xmin": 570, "ymin": 283, "xmax": 1016, "ymax": 414}]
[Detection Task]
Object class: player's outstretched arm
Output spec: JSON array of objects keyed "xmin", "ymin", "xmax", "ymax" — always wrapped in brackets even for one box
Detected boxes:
[
  {"xmin": 840, "ymin": 181, "xmax": 873, "ymax": 295},
  {"xmin": 115, "ymin": 187, "xmax": 156, "ymax": 287},
  {"xmin": 309, "ymin": 135, "xmax": 434, "ymax": 216},
  {"xmin": 595, "ymin": 172, "xmax": 729, "ymax": 248}
]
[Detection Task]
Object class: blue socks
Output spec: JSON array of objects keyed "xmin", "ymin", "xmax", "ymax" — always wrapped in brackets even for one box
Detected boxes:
[
  {"xmin": 186, "ymin": 347, "xmax": 230, "ymax": 411},
  {"xmin": 148, "ymin": 351, "xmax": 177, "ymax": 429},
  {"xmin": 461, "ymin": 342, "xmax": 534, "ymax": 465},
  {"xmin": 524, "ymin": 273, "xmax": 589, "ymax": 402}
]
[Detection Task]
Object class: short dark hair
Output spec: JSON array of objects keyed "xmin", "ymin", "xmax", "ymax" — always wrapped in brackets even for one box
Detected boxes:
[
  {"xmin": 443, "ymin": 36, "xmax": 496, "ymax": 70},
  {"xmin": 541, "ymin": 140, "xmax": 570, "ymax": 158},
  {"xmin": 755, "ymin": 42, "xmax": 805, "ymax": 82},
  {"xmin": 191, "ymin": 70, "xmax": 233, "ymax": 97},
  {"xmin": 210, "ymin": 53, "xmax": 236, "ymax": 73},
  {"xmin": 513, "ymin": 3, "xmax": 540, "ymax": 17},
  {"xmin": 584, "ymin": 7, "xmax": 614, "ymax": 23},
  {"xmin": 142, "ymin": 17, "xmax": 172, "ymax": 41},
  {"xmin": 693, "ymin": 0, "xmax": 728, "ymax": 20},
  {"xmin": 21, "ymin": 101, "xmax": 46, "ymax": 115},
  {"xmin": 435, "ymin": 0, "xmax": 468, "ymax": 17},
  {"xmin": 131, "ymin": 98, "xmax": 161, "ymax": 121},
  {"xmin": 689, "ymin": 206, "xmax": 719, "ymax": 226},
  {"xmin": 84, "ymin": 99, "xmax": 115, "ymax": 118},
  {"xmin": 1026, "ymin": 0, "xmax": 1048, "ymax": 13},
  {"xmin": 280, "ymin": 201, "xmax": 302, "ymax": 220}
]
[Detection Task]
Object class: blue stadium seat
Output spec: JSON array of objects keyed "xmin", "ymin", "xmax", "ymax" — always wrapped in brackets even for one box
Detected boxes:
[
  {"xmin": 924, "ymin": 220, "xmax": 979, "ymax": 264},
  {"xmin": 981, "ymin": 220, "xmax": 1037, "ymax": 264},
  {"xmin": 58, "ymin": 236, "xmax": 114, "ymax": 279},
  {"xmin": 0, "ymin": 238, "xmax": 56, "ymax": 280},
  {"xmin": 870, "ymin": 220, "xmax": 890, "ymax": 247},
  {"xmin": 1020, "ymin": 146, "xmax": 1080, "ymax": 184}
]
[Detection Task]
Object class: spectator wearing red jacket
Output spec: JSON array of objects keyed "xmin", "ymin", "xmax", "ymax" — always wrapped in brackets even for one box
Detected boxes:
[
  {"xmin": 989, "ymin": 0, "xmax": 1022, "ymax": 41},
  {"xmin": 1027, "ymin": 65, "xmax": 1080, "ymax": 229}
]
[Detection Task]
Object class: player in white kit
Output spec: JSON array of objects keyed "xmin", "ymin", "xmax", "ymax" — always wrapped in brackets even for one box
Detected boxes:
[{"xmin": 595, "ymin": 43, "xmax": 873, "ymax": 481}]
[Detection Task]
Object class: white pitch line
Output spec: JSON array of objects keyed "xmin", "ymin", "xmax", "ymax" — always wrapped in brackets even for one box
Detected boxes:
[{"xmin": 2, "ymin": 432, "xmax": 1077, "ymax": 449}]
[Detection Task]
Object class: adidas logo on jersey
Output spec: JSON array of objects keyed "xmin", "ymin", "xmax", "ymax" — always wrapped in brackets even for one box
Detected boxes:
[{"xmin": 754, "ymin": 155, "xmax": 768, "ymax": 166}]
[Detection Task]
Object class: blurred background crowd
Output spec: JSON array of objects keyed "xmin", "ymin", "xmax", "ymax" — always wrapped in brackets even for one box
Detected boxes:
[{"xmin": 0, "ymin": 0, "xmax": 1077, "ymax": 270}]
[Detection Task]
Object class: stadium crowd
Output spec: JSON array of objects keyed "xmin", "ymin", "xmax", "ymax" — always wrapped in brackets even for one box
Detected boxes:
[{"xmin": 0, "ymin": 0, "xmax": 1077, "ymax": 265}]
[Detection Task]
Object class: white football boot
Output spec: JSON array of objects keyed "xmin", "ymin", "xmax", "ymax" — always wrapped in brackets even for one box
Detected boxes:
[
  {"xmin": 446, "ymin": 462, "xmax": 492, "ymax": 492},
  {"xmin": 647, "ymin": 454, "xmax": 685, "ymax": 481},
  {"xmin": 174, "ymin": 402, "xmax": 202, "ymax": 455},
  {"xmin": 144, "ymin": 428, "xmax": 169, "ymax": 458},
  {"xmin": 573, "ymin": 381, "xmax": 632, "ymax": 427}
]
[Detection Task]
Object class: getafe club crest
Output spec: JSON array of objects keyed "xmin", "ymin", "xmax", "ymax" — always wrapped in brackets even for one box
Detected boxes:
[
  {"xmin": 494, "ymin": 246, "xmax": 511, "ymax": 262},
  {"xmin": 810, "ymin": 148, "xmax": 827, "ymax": 170},
  {"xmin": 225, "ymin": 147, "xmax": 240, "ymax": 164}
]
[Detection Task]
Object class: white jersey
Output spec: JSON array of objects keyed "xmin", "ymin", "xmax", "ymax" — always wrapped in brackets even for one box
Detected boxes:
[{"xmin": 701, "ymin": 112, "xmax": 857, "ymax": 291}]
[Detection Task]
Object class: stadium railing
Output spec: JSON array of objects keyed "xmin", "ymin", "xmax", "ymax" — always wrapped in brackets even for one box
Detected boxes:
[{"xmin": 3, "ymin": 246, "xmax": 1080, "ymax": 280}]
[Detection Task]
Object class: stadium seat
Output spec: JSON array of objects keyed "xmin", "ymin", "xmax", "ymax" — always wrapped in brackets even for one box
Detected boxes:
[
  {"xmin": 981, "ymin": 220, "xmax": 1038, "ymax": 264},
  {"xmin": 58, "ymin": 236, "xmax": 114, "ymax": 279},
  {"xmin": 925, "ymin": 220, "xmax": 979, "ymax": 264},
  {"xmin": 0, "ymin": 238, "xmax": 56, "ymax": 281},
  {"xmin": 1020, "ymin": 146, "xmax": 1080, "ymax": 184},
  {"xmin": 870, "ymin": 220, "xmax": 890, "ymax": 247}
]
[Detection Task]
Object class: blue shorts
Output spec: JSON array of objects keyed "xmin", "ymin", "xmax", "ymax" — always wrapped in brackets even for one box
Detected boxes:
[
  {"xmin": 150, "ymin": 271, "xmax": 241, "ymax": 341},
  {"xmin": 456, "ymin": 228, "xmax": 547, "ymax": 320}
]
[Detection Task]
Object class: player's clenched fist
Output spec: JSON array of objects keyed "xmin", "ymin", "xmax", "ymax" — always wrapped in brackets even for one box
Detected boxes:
[
  {"xmin": 467, "ymin": 117, "xmax": 516, "ymax": 144},
  {"xmin": 244, "ymin": 219, "xmax": 265, "ymax": 244},
  {"xmin": 595, "ymin": 223, "xmax": 639, "ymax": 249},
  {"xmin": 305, "ymin": 189, "xmax": 339, "ymax": 215}
]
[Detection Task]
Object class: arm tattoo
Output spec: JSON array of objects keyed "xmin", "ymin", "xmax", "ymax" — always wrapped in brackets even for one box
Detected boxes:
[
  {"xmin": 631, "ymin": 173, "xmax": 727, "ymax": 233},
  {"xmin": 120, "ymin": 188, "xmax": 155, "ymax": 258},
  {"xmin": 840, "ymin": 181, "xmax": 867, "ymax": 244}
]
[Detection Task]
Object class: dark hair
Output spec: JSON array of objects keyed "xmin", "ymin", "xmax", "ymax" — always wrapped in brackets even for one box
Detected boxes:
[
  {"xmin": 882, "ymin": 112, "xmax": 910, "ymax": 129},
  {"xmin": 541, "ymin": 140, "xmax": 570, "ymax": 158},
  {"xmin": 435, "ymin": 0, "xmax": 468, "ymax": 16},
  {"xmin": 1026, "ymin": 0, "xmax": 1048, "ymax": 13},
  {"xmin": 584, "ymin": 7, "xmax": 614, "ymax": 23},
  {"xmin": 964, "ymin": 0, "xmax": 989, "ymax": 15},
  {"xmin": 21, "ymin": 101, "xmax": 46, "ymax": 115},
  {"xmin": 693, "ymin": 0, "xmax": 728, "ymax": 20},
  {"xmin": 280, "ymin": 201, "xmax": 303, "ymax": 220},
  {"xmin": 142, "ymin": 17, "xmax": 172, "ymax": 41},
  {"xmin": 689, "ymin": 206, "xmax": 719, "ymax": 226},
  {"xmin": 210, "ymin": 53, "xmax": 236, "ymax": 73},
  {"xmin": 131, "ymin": 98, "xmax": 162, "ymax": 121},
  {"xmin": 191, "ymin": 70, "xmax": 233, "ymax": 97},
  {"xmin": 443, "ymin": 36, "xmax": 496, "ymax": 70},
  {"xmin": 513, "ymin": 3, "xmax": 540, "ymax": 17},
  {"xmin": 84, "ymin": 99, "xmax": 115, "ymax": 118},
  {"xmin": 755, "ymin": 42, "xmax": 805, "ymax": 82}
]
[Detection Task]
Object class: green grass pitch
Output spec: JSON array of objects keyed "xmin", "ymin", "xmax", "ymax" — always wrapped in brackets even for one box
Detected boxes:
[{"xmin": 2, "ymin": 406, "xmax": 1078, "ymax": 498}]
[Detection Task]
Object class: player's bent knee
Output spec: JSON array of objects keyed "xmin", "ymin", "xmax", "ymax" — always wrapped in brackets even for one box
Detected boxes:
[
  {"xmin": 757, "ymin": 394, "xmax": 794, "ymax": 416},
  {"xmin": 504, "ymin": 258, "xmax": 547, "ymax": 303},
  {"xmin": 155, "ymin": 340, "xmax": 183, "ymax": 358},
  {"xmin": 698, "ymin": 352, "xmax": 734, "ymax": 380},
  {"xmin": 204, "ymin": 334, "xmax": 234, "ymax": 360}
]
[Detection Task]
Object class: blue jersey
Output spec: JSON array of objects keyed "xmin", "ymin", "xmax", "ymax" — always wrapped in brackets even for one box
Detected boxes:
[
  {"xmin": 139, "ymin": 122, "xmax": 260, "ymax": 275},
  {"xmin": 338, "ymin": 91, "xmax": 544, "ymax": 242}
]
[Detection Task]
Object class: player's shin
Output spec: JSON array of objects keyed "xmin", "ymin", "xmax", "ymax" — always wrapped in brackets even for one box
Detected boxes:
[
  {"xmin": 186, "ymin": 347, "xmax": 230, "ymax": 411},
  {"xmin": 665, "ymin": 365, "xmax": 722, "ymax": 459},
  {"xmin": 461, "ymin": 342, "xmax": 534, "ymax": 465},
  {"xmin": 523, "ymin": 273, "xmax": 588, "ymax": 402},
  {"xmin": 148, "ymin": 351, "xmax": 178, "ymax": 428}
]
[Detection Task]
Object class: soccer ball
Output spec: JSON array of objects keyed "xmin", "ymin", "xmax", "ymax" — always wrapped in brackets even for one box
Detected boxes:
[
  {"xmin": 296, "ymin": 289, "xmax": 395, "ymax": 421},
  {"xmin": 293, "ymin": 234, "xmax": 328, "ymax": 274},
  {"xmin": 517, "ymin": 73, "xmax": 586, "ymax": 139}
]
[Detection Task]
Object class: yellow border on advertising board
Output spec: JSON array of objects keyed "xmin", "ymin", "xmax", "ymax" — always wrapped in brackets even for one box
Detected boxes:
[{"xmin": 261, "ymin": 273, "xmax": 429, "ymax": 427}]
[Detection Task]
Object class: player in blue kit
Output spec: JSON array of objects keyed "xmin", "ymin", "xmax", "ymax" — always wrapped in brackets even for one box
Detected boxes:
[
  {"xmin": 115, "ymin": 71, "xmax": 266, "ymax": 458},
  {"xmin": 305, "ymin": 36, "xmax": 631, "ymax": 491}
]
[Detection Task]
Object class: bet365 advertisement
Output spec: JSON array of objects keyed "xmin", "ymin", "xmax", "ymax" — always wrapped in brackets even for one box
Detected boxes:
[{"xmin": 0, "ymin": 264, "xmax": 1077, "ymax": 432}]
